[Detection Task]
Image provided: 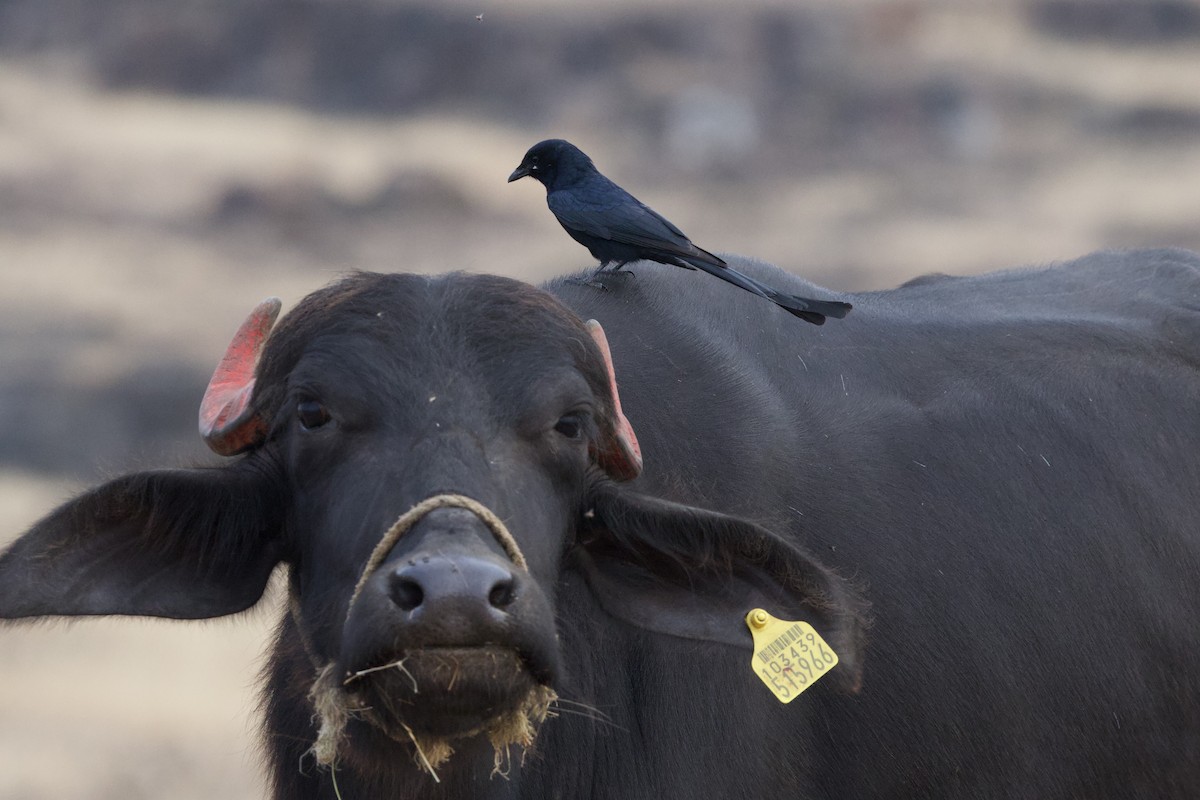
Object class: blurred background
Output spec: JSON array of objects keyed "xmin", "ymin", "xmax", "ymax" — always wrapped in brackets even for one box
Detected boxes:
[{"xmin": 2, "ymin": 0, "xmax": 1198, "ymax": 796}]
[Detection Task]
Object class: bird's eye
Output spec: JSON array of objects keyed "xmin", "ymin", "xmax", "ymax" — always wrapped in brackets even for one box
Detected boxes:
[
  {"xmin": 554, "ymin": 413, "xmax": 583, "ymax": 440},
  {"xmin": 296, "ymin": 399, "xmax": 331, "ymax": 430}
]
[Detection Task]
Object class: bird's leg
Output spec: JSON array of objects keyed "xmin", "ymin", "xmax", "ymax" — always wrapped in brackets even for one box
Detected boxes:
[
  {"xmin": 563, "ymin": 268, "xmax": 611, "ymax": 290},
  {"xmin": 565, "ymin": 261, "xmax": 637, "ymax": 291}
]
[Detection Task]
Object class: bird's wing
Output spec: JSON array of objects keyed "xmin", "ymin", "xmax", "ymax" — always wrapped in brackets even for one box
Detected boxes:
[{"xmin": 548, "ymin": 185, "xmax": 718, "ymax": 263}]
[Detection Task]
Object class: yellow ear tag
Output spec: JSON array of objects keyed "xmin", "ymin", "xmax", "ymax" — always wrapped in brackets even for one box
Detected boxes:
[{"xmin": 745, "ymin": 608, "xmax": 839, "ymax": 703}]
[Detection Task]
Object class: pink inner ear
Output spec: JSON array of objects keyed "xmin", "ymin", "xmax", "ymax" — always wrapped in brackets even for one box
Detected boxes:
[
  {"xmin": 199, "ymin": 297, "xmax": 282, "ymax": 455},
  {"xmin": 585, "ymin": 319, "xmax": 643, "ymax": 481}
]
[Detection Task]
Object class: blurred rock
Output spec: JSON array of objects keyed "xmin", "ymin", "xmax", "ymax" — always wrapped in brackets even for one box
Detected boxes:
[
  {"xmin": 1030, "ymin": 0, "xmax": 1200, "ymax": 43},
  {"xmin": 366, "ymin": 170, "xmax": 472, "ymax": 217},
  {"xmin": 0, "ymin": 311, "xmax": 211, "ymax": 477},
  {"xmin": 210, "ymin": 169, "xmax": 472, "ymax": 238},
  {"xmin": 1094, "ymin": 104, "xmax": 1200, "ymax": 141},
  {"xmin": 211, "ymin": 177, "xmax": 338, "ymax": 234}
]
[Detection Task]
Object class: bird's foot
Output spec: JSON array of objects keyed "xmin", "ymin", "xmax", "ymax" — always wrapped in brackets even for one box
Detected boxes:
[
  {"xmin": 597, "ymin": 262, "xmax": 637, "ymax": 277},
  {"xmin": 563, "ymin": 276, "xmax": 610, "ymax": 290}
]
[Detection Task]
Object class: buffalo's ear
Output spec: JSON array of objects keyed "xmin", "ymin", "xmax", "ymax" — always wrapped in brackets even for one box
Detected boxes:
[
  {"xmin": 0, "ymin": 462, "xmax": 284, "ymax": 620},
  {"xmin": 585, "ymin": 320, "xmax": 642, "ymax": 481},
  {"xmin": 573, "ymin": 481, "xmax": 867, "ymax": 692}
]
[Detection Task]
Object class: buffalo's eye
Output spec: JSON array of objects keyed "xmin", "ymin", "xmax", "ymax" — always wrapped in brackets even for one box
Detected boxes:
[
  {"xmin": 296, "ymin": 399, "xmax": 331, "ymax": 430},
  {"xmin": 554, "ymin": 413, "xmax": 584, "ymax": 440}
]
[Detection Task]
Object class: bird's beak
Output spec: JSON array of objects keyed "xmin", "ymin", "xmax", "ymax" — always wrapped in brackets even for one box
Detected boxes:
[{"xmin": 507, "ymin": 164, "xmax": 530, "ymax": 183}]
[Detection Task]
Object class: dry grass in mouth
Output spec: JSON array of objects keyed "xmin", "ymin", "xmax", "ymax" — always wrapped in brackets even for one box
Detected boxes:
[
  {"xmin": 307, "ymin": 654, "xmax": 557, "ymax": 782},
  {"xmin": 345, "ymin": 657, "xmax": 420, "ymax": 693}
]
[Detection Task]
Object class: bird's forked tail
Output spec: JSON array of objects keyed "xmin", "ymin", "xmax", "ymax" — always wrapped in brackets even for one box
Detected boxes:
[{"xmin": 770, "ymin": 293, "xmax": 853, "ymax": 326}]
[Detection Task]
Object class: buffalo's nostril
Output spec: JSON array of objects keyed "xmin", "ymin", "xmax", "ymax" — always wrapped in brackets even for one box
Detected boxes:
[
  {"xmin": 488, "ymin": 579, "xmax": 516, "ymax": 609},
  {"xmin": 385, "ymin": 556, "xmax": 516, "ymax": 618},
  {"xmin": 391, "ymin": 575, "xmax": 424, "ymax": 611}
]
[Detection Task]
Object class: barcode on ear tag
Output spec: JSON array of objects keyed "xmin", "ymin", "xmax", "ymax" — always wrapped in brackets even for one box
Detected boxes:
[{"xmin": 745, "ymin": 608, "xmax": 838, "ymax": 704}]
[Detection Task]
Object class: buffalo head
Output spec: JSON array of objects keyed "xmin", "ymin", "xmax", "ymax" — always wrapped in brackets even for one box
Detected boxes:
[{"xmin": 201, "ymin": 273, "xmax": 648, "ymax": 764}]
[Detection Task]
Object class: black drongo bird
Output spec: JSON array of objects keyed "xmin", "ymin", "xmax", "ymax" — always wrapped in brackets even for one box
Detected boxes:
[{"xmin": 508, "ymin": 138, "xmax": 852, "ymax": 325}]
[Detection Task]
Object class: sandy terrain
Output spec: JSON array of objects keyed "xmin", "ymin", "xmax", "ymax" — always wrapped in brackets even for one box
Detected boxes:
[{"xmin": 2, "ymin": 2, "xmax": 1199, "ymax": 796}]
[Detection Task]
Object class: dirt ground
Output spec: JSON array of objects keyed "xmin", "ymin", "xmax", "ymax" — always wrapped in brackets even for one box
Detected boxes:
[{"xmin": 2, "ymin": 2, "xmax": 1199, "ymax": 796}]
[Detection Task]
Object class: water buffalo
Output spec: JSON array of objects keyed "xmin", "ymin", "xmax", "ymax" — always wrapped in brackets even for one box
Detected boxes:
[{"xmin": 2, "ymin": 249, "xmax": 1199, "ymax": 798}]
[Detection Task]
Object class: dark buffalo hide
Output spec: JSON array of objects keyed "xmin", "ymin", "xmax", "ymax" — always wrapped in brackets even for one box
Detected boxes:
[{"xmin": 2, "ymin": 248, "xmax": 1200, "ymax": 799}]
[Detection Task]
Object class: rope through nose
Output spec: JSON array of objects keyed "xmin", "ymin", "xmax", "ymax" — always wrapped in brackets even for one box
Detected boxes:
[{"xmin": 346, "ymin": 493, "xmax": 529, "ymax": 618}]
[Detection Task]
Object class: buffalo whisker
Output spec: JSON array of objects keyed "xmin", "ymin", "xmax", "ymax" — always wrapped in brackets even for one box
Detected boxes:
[{"xmin": 550, "ymin": 698, "xmax": 626, "ymax": 732}]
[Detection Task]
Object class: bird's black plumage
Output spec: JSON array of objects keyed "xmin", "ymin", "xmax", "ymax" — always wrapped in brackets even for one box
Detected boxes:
[{"xmin": 508, "ymin": 138, "xmax": 852, "ymax": 325}]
